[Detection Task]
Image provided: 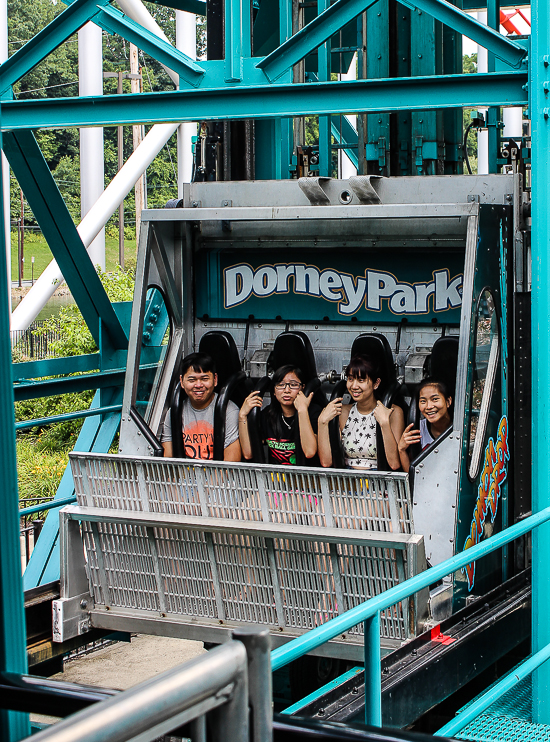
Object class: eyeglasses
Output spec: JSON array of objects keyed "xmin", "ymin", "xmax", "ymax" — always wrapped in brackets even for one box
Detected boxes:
[{"xmin": 274, "ymin": 381, "xmax": 303, "ymax": 390}]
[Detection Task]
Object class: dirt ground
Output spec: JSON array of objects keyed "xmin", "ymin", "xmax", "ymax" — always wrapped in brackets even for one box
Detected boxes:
[{"xmin": 32, "ymin": 635, "xmax": 205, "ymax": 727}]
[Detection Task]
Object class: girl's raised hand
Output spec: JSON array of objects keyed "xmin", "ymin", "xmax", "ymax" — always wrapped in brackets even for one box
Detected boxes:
[
  {"xmin": 240, "ymin": 391, "xmax": 264, "ymax": 417},
  {"xmin": 294, "ymin": 390, "xmax": 313, "ymax": 413},
  {"xmin": 372, "ymin": 400, "xmax": 393, "ymax": 427},
  {"xmin": 319, "ymin": 397, "xmax": 343, "ymax": 424},
  {"xmin": 398, "ymin": 423, "xmax": 421, "ymax": 451}
]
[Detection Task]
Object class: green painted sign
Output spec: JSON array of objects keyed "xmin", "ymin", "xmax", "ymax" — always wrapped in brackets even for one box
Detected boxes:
[{"xmin": 196, "ymin": 249, "xmax": 464, "ymax": 324}]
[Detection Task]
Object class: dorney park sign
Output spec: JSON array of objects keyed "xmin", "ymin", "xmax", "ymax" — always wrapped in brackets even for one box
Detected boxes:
[
  {"xmin": 195, "ymin": 251, "xmax": 465, "ymax": 323},
  {"xmin": 224, "ymin": 263, "xmax": 463, "ymax": 316}
]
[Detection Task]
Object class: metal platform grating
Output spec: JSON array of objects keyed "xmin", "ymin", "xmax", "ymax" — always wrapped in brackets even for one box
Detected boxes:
[
  {"xmin": 67, "ymin": 453, "xmax": 421, "ymax": 645},
  {"xmin": 77, "ymin": 515, "xmax": 413, "ymax": 639},
  {"xmin": 70, "ymin": 453, "xmax": 414, "ymax": 533},
  {"xmin": 456, "ymin": 676, "xmax": 550, "ymax": 742}
]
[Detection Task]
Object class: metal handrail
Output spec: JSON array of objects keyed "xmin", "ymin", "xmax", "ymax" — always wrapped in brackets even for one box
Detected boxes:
[
  {"xmin": 21, "ymin": 641, "xmax": 250, "ymax": 742},
  {"xmin": 271, "ymin": 506, "xmax": 550, "ymax": 725},
  {"xmin": 19, "ymin": 496, "xmax": 77, "ymax": 517}
]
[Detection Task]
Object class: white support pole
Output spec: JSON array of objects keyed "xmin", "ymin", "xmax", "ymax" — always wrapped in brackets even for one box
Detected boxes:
[
  {"xmin": 339, "ymin": 54, "xmax": 357, "ymax": 179},
  {"xmin": 476, "ymin": 12, "xmax": 489, "ymax": 175},
  {"xmin": 503, "ymin": 107, "xmax": 523, "ymax": 139},
  {"xmin": 78, "ymin": 23, "xmax": 105, "ymax": 269},
  {"xmin": 176, "ymin": 10, "xmax": 197, "ymax": 194},
  {"xmin": 11, "ymin": 123, "xmax": 179, "ymax": 333}
]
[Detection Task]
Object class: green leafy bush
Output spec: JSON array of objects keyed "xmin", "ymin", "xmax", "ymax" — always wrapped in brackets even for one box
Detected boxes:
[
  {"xmin": 17, "ymin": 439, "xmax": 70, "ymax": 501},
  {"xmin": 36, "ymin": 264, "xmax": 135, "ymax": 357}
]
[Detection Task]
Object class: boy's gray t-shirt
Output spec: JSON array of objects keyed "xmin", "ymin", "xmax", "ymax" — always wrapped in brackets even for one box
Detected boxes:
[{"xmin": 161, "ymin": 393, "xmax": 239, "ymax": 459}]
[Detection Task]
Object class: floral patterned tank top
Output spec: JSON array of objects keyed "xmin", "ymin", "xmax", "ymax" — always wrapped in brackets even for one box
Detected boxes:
[{"xmin": 341, "ymin": 404, "xmax": 377, "ymax": 469}]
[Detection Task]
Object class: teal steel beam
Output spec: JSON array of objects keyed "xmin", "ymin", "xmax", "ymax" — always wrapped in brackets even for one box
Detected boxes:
[
  {"xmin": 3, "ymin": 130, "xmax": 128, "ymax": 350},
  {"xmin": 15, "ymin": 404, "xmax": 123, "ymax": 431},
  {"xmin": 0, "ymin": 127, "xmax": 29, "ymax": 740},
  {"xmin": 1, "ymin": 71, "xmax": 528, "ymax": 129},
  {"xmin": 331, "ymin": 114, "xmax": 359, "ymax": 169},
  {"xmin": 463, "ymin": 0, "xmax": 528, "ymax": 6},
  {"xmin": 0, "ymin": 0, "xmax": 110, "ymax": 95},
  {"xmin": 257, "ymin": 0, "xmax": 378, "ymax": 81},
  {"xmin": 224, "ymin": 0, "xmax": 242, "ymax": 81},
  {"xmin": 397, "ymin": 0, "xmax": 525, "ymax": 67},
  {"xmin": 137, "ymin": 0, "xmax": 207, "ymax": 15},
  {"xmin": 11, "ymin": 354, "xmax": 100, "ymax": 382},
  {"xmin": 257, "ymin": 0, "xmax": 525, "ymax": 81},
  {"xmin": 13, "ymin": 367, "xmax": 128, "ymax": 401},
  {"xmin": 531, "ymin": 0, "xmax": 550, "ymax": 723},
  {"xmin": 95, "ymin": 4, "xmax": 205, "ymax": 87}
]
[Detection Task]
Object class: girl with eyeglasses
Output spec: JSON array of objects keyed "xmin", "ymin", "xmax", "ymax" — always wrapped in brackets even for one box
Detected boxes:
[{"xmin": 239, "ymin": 365, "xmax": 321, "ymax": 465}]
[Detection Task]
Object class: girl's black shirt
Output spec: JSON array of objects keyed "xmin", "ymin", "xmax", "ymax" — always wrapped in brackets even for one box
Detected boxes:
[{"xmin": 260, "ymin": 404, "xmax": 322, "ymax": 466}]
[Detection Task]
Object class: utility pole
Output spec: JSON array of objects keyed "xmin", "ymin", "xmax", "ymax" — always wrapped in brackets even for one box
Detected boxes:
[
  {"xmin": 130, "ymin": 44, "xmax": 145, "ymax": 247},
  {"xmin": 104, "ymin": 69, "xmax": 142, "ymax": 270}
]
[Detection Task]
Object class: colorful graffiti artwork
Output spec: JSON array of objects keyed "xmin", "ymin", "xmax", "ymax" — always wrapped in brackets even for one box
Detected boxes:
[{"xmin": 463, "ymin": 416, "xmax": 510, "ymax": 591}]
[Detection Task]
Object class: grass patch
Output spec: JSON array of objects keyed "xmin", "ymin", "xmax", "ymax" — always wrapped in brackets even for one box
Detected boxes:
[
  {"xmin": 11, "ymin": 232, "xmax": 137, "ymax": 282},
  {"xmin": 17, "ymin": 438, "xmax": 70, "ymax": 502}
]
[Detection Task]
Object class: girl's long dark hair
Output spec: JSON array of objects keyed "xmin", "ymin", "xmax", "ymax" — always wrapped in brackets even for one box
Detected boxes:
[{"xmin": 266, "ymin": 365, "xmax": 305, "ymax": 439}]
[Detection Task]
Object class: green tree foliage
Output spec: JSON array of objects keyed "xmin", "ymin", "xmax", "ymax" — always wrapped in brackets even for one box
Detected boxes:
[
  {"xmin": 15, "ymin": 265, "xmax": 135, "ymax": 451},
  {"xmin": 8, "ymin": 0, "xmax": 204, "ymax": 236},
  {"xmin": 462, "ymin": 53, "xmax": 478, "ymax": 172}
]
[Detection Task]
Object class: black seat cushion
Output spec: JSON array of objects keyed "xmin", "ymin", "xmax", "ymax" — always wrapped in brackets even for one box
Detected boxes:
[
  {"xmin": 199, "ymin": 330, "xmax": 242, "ymax": 389},
  {"xmin": 426, "ymin": 336, "xmax": 459, "ymax": 398},
  {"xmin": 350, "ymin": 333, "xmax": 396, "ymax": 402},
  {"xmin": 267, "ymin": 331, "xmax": 317, "ymax": 381}
]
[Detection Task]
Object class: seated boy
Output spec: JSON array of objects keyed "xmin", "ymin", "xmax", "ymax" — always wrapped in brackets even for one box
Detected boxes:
[{"xmin": 161, "ymin": 352, "xmax": 241, "ymax": 461}]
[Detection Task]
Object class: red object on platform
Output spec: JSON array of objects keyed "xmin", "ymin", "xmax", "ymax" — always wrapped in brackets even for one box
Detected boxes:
[{"xmin": 430, "ymin": 625, "xmax": 456, "ymax": 646}]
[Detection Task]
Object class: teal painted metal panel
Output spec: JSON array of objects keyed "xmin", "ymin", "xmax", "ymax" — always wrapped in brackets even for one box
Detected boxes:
[
  {"xmin": 196, "ymin": 248, "xmax": 465, "ymax": 324},
  {"xmin": 531, "ymin": 0, "xmax": 550, "ymax": 722},
  {"xmin": 0, "ymin": 0, "xmax": 110, "ymax": 95},
  {"xmin": 1, "ymin": 72, "xmax": 528, "ymax": 129},
  {"xmin": 11, "ymin": 353, "xmax": 100, "ymax": 382},
  {"xmin": 0, "ymin": 131, "xmax": 30, "ymax": 740},
  {"xmin": 365, "ymin": 0, "xmax": 390, "ymax": 175},
  {"xmin": 3, "ymin": 130, "xmax": 128, "ymax": 350},
  {"xmin": 95, "ymin": 5, "xmax": 205, "ymax": 87}
]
